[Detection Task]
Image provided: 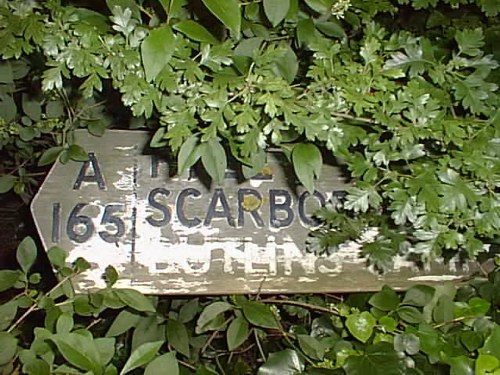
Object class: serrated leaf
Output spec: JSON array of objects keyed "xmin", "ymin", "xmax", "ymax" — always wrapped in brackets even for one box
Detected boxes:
[
  {"xmin": 257, "ymin": 349, "xmax": 305, "ymax": 375},
  {"xmin": 16, "ymin": 236, "xmax": 37, "ymax": 274},
  {"xmin": 292, "ymin": 143, "xmax": 322, "ymax": 193},
  {"xmin": 242, "ymin": 301, "xmax": 280, "ymax": 329},
  {"xmin": 0, "ymin": 175, "xmax": 16, "ymax": 194},
  {"xmin": 346, "ymin": 312, "xmax": 376, "ymax": 343},
  {"xmin": 201, "ymin": 0, "xmax": 241, "ymax": 36},
  {"xmin": 177, "ymin": 134, "xmax": 201, "ymax": 175},
  {"xmin": 196, "ymin": 302, "xmax": 233, "ymax": 334},
  {"xmin": 141, "ymin": 25, "xmax": 175, "ymax": 82},
  {"xmin": 455, "ymin": 28, "xmax": 484, "ymax": 57},
  {"xmin": 201, "ymin": 138, "xmax": 227, "ymax": 185},
  {"xmin": 113, "ymin": 289, "xmax": 156, "ymax": 313},
  {"xmin": 173, "ymin": 20, "xmax": 218, "ymax": 44},
  {"xmin": 263, "ymin": 0, "xmax": 290, "ymax": 27},
  {"xmin": 227, "ymin": 317, "xmax": 249, "ymax": 351},
  {"xmin": 166, "ymin": 319, "xmax": 190, "ymax": 358},
  {"xmin": 120, "ymin": 340, "xmax": 164, "ymax": 375},
  {"xmin": 145, "ymin": 352, "xmax": 179, "ymax": 375},
  {"xmin": 38, "ymin": 146, "xmax": 64, "ymax": 166}
]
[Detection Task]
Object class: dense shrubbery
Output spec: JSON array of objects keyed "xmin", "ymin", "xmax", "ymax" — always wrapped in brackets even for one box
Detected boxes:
[{"xmin": 0, "ymin": 0, "xmax": 499, "ymax": 373}]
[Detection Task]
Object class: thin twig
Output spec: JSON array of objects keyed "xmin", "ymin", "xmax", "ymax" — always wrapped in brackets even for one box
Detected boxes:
[
  {"xmin": 259, "ymin": 298, "xmax": 340, "ymax": 316},
  {"xmin": 253, "ymin": 329, "xmax": 266, "ymax": 363}
]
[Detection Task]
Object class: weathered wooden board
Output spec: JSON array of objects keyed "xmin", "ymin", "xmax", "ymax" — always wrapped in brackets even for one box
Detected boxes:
[{"xmin": 31, "ymin": 131, "xmax": 479, "ymax": 294}]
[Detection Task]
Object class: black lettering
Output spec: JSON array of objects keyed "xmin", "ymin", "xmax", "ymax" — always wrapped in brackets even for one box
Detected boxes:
[
  {"xmin": 146, "ymin": 188, "xmax": 171, "ymax": 227},
  {"xmin": 67, "ymin": 203, "xmax": 94, "ymax": 243},
  {"xmin": 298, "ymin": 191, "xmax": 326, "ymax": 226},
  {"xmin": 237, "ymin": 189, "xmax": 264, "ymax": 227},
  {"xmin": 269, "ymin": 189, "xmax": 294, "ymax": 228},
  {"xmin": 73, "ymin": 152, "xmax": 106, "ymax": 190},
  {"xmin": 99, "ymin": 204, "xmax": 126, "ymax": 243},
  {"xmin": 52, "ymin": 202, "xmax": 61, "ymax": 243},
  {"xmin": 204, "ymin": 188, "xmax": 235, "ymax": 227},
  {"xmin": 177, "ymin": 188, "xmax": 202, "ymax": 227}
]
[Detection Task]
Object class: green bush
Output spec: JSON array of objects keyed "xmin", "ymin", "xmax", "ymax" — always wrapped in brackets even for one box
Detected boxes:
[{"xmin": 1, "ymin": 237, "xmax": 500, "ymax": 374}]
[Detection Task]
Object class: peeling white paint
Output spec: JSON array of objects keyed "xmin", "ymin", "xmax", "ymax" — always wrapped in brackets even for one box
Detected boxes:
[{"xmin": 408, "ymin": 275, "xmax": 464, "ymax": 282}]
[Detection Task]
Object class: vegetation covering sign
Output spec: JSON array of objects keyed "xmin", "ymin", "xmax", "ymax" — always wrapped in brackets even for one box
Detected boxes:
[{"xmin": 32, "ymin": 131, "xmax": 473, "ymax": 294}]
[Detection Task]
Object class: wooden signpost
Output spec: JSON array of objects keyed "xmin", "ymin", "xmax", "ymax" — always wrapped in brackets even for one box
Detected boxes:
[{"xmin": 32, "ymin": 131, "xmax": 478, "ymax": 294}]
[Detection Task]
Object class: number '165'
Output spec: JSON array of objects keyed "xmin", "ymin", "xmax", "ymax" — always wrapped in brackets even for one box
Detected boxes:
[{"xmin": 52, "ymin": 203, "xmax": 126, "ymax": 244}]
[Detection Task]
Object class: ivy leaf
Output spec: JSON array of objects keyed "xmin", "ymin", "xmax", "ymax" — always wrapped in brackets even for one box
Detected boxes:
[
  {"xmin": 227, "ymin": 316, "xmax": 249, "ymax": 351},
  {"xmin": 402, "ymin": 285, "xmax": 435, "ymax": 307},
  {"xmin": 16, "ymin": 236, "xmax": 37, "ymax": 275},
  {"xmin": 258, "ymin": 349, "xmax": 305, "ymax": 375},
  {"xmin": 368, "ymin": 286, "xmax": 400, "ymax": 312},
  {"xmin": 120, "ymin": 341, "xmax": 164, "ymax": 375},
  {"xmin": 173, "ymin": 20, "xmax": 219, "ymax": 44},
  {"xmin": 201, "ymin": 0, "xmax": 241, "ymax": 36},
  {"xmin": 346, "ymin": 312, "xmax": 376, "ymax": 343},
  {"xmin": 141, "ymin": 25, "xmax": 175, "ymax": 83},
  {"xmin": 292, "ymin": 143, "xmax": 322, "ymax": 193},
  {"xmin": 455, "ymin": 28, "xmax": 484, "ymax": 57},
  {"xmin": 263, "ymin": 0, "xmax": 290, "ymax": 27},
  {"xmin": 201, "ymin": 138, "xmax": 227, "ymax": 185},
  {"xmin": 242, "ymin": 301, "xmax": 280, "ymax": 329},
  {"xmin": 344, "ymin": 342, "xmax": 405, "ymax": 375}
]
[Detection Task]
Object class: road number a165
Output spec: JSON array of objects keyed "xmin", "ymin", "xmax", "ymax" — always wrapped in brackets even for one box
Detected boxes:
[{"xmin": 52, "ymin": 203, "xmax": 126, "ymax": 244}]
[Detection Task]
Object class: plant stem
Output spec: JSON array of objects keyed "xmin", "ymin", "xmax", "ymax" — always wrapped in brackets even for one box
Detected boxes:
[{"xmin": 260, "ymin": 298, "xmax": 340, "ymax": 316}]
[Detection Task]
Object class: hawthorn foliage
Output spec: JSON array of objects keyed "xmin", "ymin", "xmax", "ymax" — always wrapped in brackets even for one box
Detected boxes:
[{"xmin": 0, "ymin": 0, "xmax": 499, "ymax": 266}]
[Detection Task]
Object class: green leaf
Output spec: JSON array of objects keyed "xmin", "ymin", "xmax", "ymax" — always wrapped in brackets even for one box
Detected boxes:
[
  {"xmin": 402, "ymin": 285, "xmax": 435, "ymax": 307},
  {"xmin": 141, "ymin": 25, "xmax": 175, "ymax": 82},
  {"xmin": 344, "ymin": 342, "xmax": 405, "ymax": 375},
  {"xmin": 0, "ymin": 270, "xmax": 20, "ymax": 292},
  {"xmin": 173, "ymin": 20, "xmax": 218, "ymax": 44},
  {"xmin": 177, "ymin": 134, "xmax": 201, "ymax": 175},
  {"xmin": 397, "ymin": 306, "xmax": 424, "ymax": 324},
  {"xmin": 96, "ymin": 338, "xmax": 116, "ymax": 367},
  {"xmin": 166, "ymin": 319, "xmax": 190, "ymax": 358},
  {"xmin": 16, "ymin": 236, "xmax": 37, "ymax": 274},
  {"xmin": 0, "ymin": 95, "xmax": 16, "ymax": 122},
  {"xmin": 145, "ymin": 352, "xmax": 179, "ymax": 375},
  {"xmin": 263, "ymin": 0, "xmax": 290, "ymax": 27},
  {"xmin": 393, "ymin": 333, "xmax": 420, "ymax": 355},
  {"xmin": 0, "ymin": 62, "xmax": 13, "ymax": 83},
  {"xmin": 0, "ymin": 301, "xmax": 18, "ymax": 331},
  {"xmin": 120, "ymin": 340, "xmax": 164, "ymax": 375},
  {"xmin": 56, "ymin": 313, "xmax": 74, "ymax": 334},
  {"xmin": 274, "ymin": 45, "xmax": 298, "ymax": 83},
  {"xmin": 455, "ymin": 28, "xmax": 484, "ymax": 57},
  {"xmin": 257, "ymin": 349, "xmax": 305, "ymax": 375},
  {"xmin": 297, "ymin": 335, "xmax": 326, "ymax": 360},
  {"xmin": 292, "ymin": 143, "xmax": 322, "ymax": 193},
  {"xmin": 201, "ymin": 138, "xmax": 227, "ymax": 185},
  {"xmin": 201, "ymin": 0, "xmax": 241, "ymax": 36},
  {"xmin": 368, "ymin": 286, "xmax": 400, "ymax": 311},
  {"xmin": 50, "ymin": 333, "xmax": 102, "ymax": 374},
  {"xmin": 113, "ymin": 289, "xmax": 156, "ymax": 313},
  {"xmin": 179, "ymin": 299, "xmax": 199, "ymax": 323},
  {"xmin": 38, "ymin": 146, "xmax": 64, "ymax": 166},
  {"xmin": 106, "ymin": 310, "xmax": 142, "ymax": 337},
  {"xmin": 242, "ymin": 301, "xmax": 280, "ymax": 329},
  {"xmin": 432, "ymin": 295, "xmax": 454, "ymax": 324},
  {"xmin": 479, "ymin": 324, "xmax": 500, "ymax": 359},
  {"xmin": 104, "ymin": 265, "xmax": 119, "ymax": 288},
  {"xmin": 47, "ymin": 246, "xmax": 67, "ymax": 268},
  {"xmin": 0, "ymin": 175, "xmax": 16, "ymax": 194},
  {"xmin": 68, "ymin": 145, "xmax": 89, "ymax": 162},
  {"xmin": 0, "ymin": 332, "xmax": 17, "ymax": 366},
  {"xmin": 22, "ymin": 94, "xmax": 42, "ymax": 121},
  {"xmin": 227, "ymin": 317, "xmax": 249, "ymax": 351},
  {"xmin": 346, "ymin": 312, "xmax": 376, "ymax": 343},
  {"xmin": 196, "ymin": 301, "xmax": 233, "ymax": 334},
  {"xmin": 304, "ymin": 0, "xmax": 334, "ymax": 13},
  {"xmin": 476, "ymin": 354, "xmax": 499, "ymax": 375}
]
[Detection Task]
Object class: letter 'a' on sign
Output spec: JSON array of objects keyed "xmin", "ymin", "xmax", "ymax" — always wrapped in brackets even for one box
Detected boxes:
[{"xmin": 31, "ymin": 131, "xmax": 478, "ymax": 295}]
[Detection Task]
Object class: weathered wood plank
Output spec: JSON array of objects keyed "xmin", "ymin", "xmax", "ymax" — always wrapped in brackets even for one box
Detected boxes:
[{"xmin": 31, "ymin": 130, "xmax": 480, "ymax": 294}]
